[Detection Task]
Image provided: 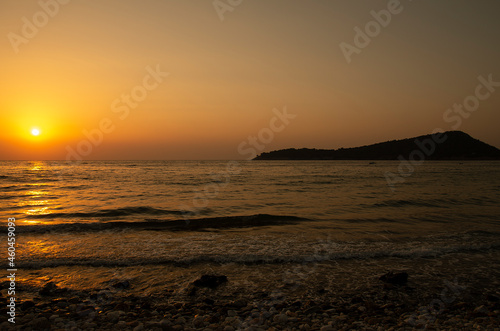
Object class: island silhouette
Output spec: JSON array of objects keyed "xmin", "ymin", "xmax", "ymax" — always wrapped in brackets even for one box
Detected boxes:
[{"xmin": 254, "ymin": 131, "xmax": 500, "ymax": 160}]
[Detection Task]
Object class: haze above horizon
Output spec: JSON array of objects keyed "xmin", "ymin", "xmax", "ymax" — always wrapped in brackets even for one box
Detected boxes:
[{"xmin": 1, "ymin": 0, "xmax": 499, "ymax": 160}]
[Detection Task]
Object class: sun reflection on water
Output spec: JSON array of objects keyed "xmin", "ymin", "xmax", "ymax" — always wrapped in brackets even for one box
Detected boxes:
[
  {"xmin": 23, "ymin": 220, "xmax": 46, "ymax": 225},
  {"xmin": 26, "ymin": 207, "xmax": 51, "ymax": 216},
  {"xmin": 18, "ymin": 200, "xmax": 49, "ymax": 207},
  {"xmin": 21, "ymin": 162, "xmax": 56, "ymax": 219},
  {"xmin": 30, "ymin": 163, "xmax": 43, "ymax": 172}
]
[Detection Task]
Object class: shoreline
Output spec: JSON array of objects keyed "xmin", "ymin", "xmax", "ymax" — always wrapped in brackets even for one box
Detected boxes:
[{"xmin": 2, "ymin": 250, "xmax": 499, "ymax": 330}]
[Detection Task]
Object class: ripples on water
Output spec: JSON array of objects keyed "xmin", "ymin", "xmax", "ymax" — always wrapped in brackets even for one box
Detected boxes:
[{"xmin": 0, "ymin": 160, "xmax": 499, "ymax": 269}]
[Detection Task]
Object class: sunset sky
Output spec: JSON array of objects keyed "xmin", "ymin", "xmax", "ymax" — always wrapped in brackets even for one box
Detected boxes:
[{"xmin": 1, "ymin": 0, "xmax": 499, "ymax": 160}]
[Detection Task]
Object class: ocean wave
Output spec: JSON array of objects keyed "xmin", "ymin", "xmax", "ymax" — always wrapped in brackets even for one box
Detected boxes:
[
  {"xmin": 1, "ymin": 183, "xmax": 55, "ymax": 192},
  {"xmin": 24, "ymin": 206, "xmax": 184, "ymax": 220},
  {"xmin": 369, "ymin": 197, "xmax": 499, "ymax": 209},
  {"xmin": 370, "ymin": 199, "xmax": 443, "ymax": 208},
  {"xmin": 59, "ymin": 185, "xmax": 90, "ymax": 190},
  {"xmin": 16, "ymin": 241, "xmax": 500, "ymax": 269},
  {"xmin": 14, "ymin": 214, "xmax": 312, "ymax": 233},
  {"xmin": 11, "ymin": 176, "xmax": 61, "ymax": 183},
  {"xmin": 0, "ymin": 195, "xmax": 18, "ymax": 200}
]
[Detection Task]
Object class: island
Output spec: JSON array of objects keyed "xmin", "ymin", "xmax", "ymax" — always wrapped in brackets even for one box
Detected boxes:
[{"xmin": 254, "ymin": 131, "xmax": 500, "ymax": 160}]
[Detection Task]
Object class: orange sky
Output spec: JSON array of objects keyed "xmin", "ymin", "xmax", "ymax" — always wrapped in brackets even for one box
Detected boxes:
[{"xmin": 1, "ymin": 0, "xmax": 499, "ymax": 160}]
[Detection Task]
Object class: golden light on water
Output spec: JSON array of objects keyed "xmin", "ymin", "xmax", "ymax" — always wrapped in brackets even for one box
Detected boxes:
[
  {"xmin": 30, "ymin": 162, "xmax": 44, "ymax": 171},
  {"xmin": 25, "ymin": 207, "xmax": 50, "ymax": 216}
]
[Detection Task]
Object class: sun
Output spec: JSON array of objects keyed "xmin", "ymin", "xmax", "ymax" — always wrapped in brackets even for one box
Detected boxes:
[{"xmin": 31, "ymin": 128, "xmax": 41, "ymax": 136}]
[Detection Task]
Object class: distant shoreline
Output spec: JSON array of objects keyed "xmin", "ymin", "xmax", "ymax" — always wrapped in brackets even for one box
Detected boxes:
[
  {"xmin": 254, "ymin": 131, "xmax": 500, "ymax": 161},
  {"xmin": 252, "ymin": 158, "xmax": 500, "ymax": 161}
]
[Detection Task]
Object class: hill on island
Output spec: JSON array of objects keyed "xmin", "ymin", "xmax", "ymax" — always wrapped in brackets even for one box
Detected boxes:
[{"xmin": 254, "ymin": 131, "xmax": 500, "ymax": 160}]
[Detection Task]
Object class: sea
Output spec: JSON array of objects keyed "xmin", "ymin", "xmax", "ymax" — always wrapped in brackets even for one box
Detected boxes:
[{"xmin": 1, "ymin": 160, "xmax": 500, "ymax": 301}]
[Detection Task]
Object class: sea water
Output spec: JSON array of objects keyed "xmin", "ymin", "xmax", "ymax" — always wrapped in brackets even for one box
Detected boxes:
[{"xmin": 1, "ymin": 160, "xmax": 499, "ymax": 297}]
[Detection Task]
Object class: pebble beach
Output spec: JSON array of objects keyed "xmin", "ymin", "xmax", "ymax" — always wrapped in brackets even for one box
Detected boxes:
[{"xmin": 3, "ymin": 249, "xmax": 500, "ymax": 330}]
